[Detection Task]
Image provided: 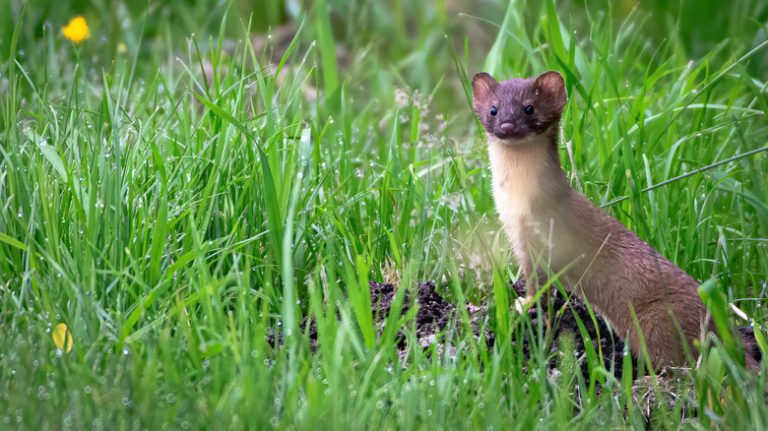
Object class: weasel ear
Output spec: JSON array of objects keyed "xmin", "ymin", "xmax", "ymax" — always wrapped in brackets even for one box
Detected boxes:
[
  {"xmin": 472, "ymin": 72, "xmax": 497, "ymax": 108},
  {"xmin": 534, "ymin": 71, "xmax": 567, "ymax": 110}
]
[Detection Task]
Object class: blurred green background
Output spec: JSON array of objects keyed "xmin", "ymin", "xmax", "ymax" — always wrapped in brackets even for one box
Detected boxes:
[{"xmin": 4, "ymin": 0, "xmax": 768, "ymax": 86}]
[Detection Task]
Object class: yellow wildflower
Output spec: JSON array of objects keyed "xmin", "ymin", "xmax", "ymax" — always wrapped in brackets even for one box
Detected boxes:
[
  {"xmin": 62, "ymin": 16, "xmax": 90, "ymax": 44},
  {"xmin": 52, "ymin": 323, "xmax": 74, "ymax": 353}
]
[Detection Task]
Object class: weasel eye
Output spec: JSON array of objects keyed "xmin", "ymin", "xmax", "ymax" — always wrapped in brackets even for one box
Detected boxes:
[
  {"xmin": 523, "ymin": 105, "xmax": 535, "ymax": 115},
  {"xmin": 489, "ymin": 106, "xmax": 498, "ymax": 116}
]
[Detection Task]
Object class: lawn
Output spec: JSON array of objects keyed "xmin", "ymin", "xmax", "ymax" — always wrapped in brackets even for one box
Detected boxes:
[{"xmin": 1, "ymin": 0, "xmax": 768, "ymax": 428}]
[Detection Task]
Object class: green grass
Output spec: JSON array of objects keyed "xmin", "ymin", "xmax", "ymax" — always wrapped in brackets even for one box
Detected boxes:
[{"xmin": 1, "ymin": 0, "xmax": 768, "ymax": 428}]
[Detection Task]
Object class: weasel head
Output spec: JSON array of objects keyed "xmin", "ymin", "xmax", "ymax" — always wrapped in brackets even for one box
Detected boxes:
[{"xmin": 471, "ymin": 71, "xmax": 567, "ymax": 145}]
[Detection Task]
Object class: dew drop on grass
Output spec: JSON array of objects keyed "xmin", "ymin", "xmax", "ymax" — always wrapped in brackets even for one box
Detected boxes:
[{"xmin": 376, "ymin": 400, "xmax": 384, "ymax": 410}]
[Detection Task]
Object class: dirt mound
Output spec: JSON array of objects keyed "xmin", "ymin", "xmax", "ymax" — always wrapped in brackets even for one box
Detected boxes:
[
  {"xmin": 510, "ymin": 280, "xmax": 631, "ymax": 378},
  {"xmin": 312, "ymin": 280, "xmax": 631, "ymax": 378},
  {"xmin": 370, "ymin": 281, "xmax": 457, "ymax": 345},
  {"xmin": 273, "ymin": 280, "xmax": 759, "ymax": 382}
]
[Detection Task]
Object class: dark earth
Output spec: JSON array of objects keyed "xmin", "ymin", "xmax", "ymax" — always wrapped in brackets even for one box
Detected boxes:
[
  {"xmin": 368, "ymin": 280, "xmax": 633, "ymax": 380},
  {"xmin": 271, "ymin": 280, "xmax": 760, "ymax": 384}
]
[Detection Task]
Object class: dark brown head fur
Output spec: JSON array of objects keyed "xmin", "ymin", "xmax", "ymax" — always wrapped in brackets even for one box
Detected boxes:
[{"xmin": 472, "ymin": 71, "xmax": 567, "ymax": 140}]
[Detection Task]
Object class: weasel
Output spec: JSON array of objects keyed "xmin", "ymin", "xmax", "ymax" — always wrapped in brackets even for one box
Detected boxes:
[{"xmin": 472, "ymin": 70, "xmax": 757, "ymax": 368}]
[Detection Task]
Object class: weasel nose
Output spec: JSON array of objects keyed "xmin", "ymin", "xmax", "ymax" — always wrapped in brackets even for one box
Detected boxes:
[{"xmin": 499, "ymin": 123, "xmax": 514, "ymax": 134}]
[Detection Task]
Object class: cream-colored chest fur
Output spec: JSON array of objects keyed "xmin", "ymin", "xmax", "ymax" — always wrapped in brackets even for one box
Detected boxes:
[
  {"xmin": 487, "ymin": 136, "xmax": 546, "ymax": 214},
  {"xmin": 488, "ymin": 136, "xmax": 555, "ymax": 252},
  {"xmin": 486, "ymin": 134, "xmax": 586, "ymax": 274}
]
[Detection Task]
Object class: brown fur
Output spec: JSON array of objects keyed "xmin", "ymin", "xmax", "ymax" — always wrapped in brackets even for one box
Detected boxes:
[{"xmin": 473, "ymin": 71, "xmax": 757, "ymax": 368}]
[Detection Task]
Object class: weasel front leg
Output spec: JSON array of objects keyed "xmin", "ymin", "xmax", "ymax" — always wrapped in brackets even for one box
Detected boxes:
[{"xmin": 514, "ymin": 254, "xmax": 556, "ymax": 314}]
